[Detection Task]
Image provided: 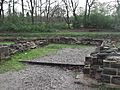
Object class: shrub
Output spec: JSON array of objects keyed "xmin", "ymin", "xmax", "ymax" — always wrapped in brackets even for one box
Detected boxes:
[
  {"xmin": 87, "ymin": 13, "xmax": 114, "ymax": 29},
  {"xmin": 0, "ymin": 23, "xmax": 52, "ymax": 32},
  {"xmin": 48, "ymin": 23, "xmax": 69, "ymax": 30}
]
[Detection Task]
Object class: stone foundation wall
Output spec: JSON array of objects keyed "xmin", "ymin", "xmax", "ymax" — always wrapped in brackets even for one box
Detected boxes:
[
  {"xmin": 48, "ymin": 37, "xmax": 103, "ymax": 46},
  {"xmin": 83, "ymin": 41, "xmax": 120, "ymax": 86},
  {"xmin": 0, "ymin": 37, "xmax": 103, "ymax": 61},
  {"xmin": 0, "ymin": 39, "xmax": 49, "ymax": 60}
]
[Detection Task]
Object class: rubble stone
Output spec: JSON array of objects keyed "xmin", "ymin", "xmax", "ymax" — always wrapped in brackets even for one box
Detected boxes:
[
  {"xmin": 112, "ymin": 76, "xmax": 120, "ymax": 85},
  {"xmin": 0, "ymin": 46, "xmax": 10, "ymax": 60},
  {"xmin": 102, "ymin": 68, "xmax": 118, "ymax": 75},
  {"xmin": 101, "ymin": 74, "xmax": 111, "ymax": 83}
]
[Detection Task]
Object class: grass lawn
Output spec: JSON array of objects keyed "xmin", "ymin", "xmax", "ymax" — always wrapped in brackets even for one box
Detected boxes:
[
  {"xmin": 1, "ymin": 32, "xmax": 120, "ymax": 39},
  {"xmin": 0, "ymin": 42, "xmax": 15, "ymax": 45},
  {"xmin": 0, "ymin": 44, "xmax": 88, "ymax": 74}
]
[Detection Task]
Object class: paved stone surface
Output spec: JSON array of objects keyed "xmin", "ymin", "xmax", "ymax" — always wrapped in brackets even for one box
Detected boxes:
[{"xmin": 0, "ymin": 47, "xmax": 98, "ymax": 90}]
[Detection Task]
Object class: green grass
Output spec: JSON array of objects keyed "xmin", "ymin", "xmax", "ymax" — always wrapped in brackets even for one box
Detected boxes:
[
  {"xmin": 0, "ymin": 44, "xmax": 88, "ymax": 74},
  {"xmin": 0, "ymin": 42, "xmax": 15, "ymax": 45},
  {"xmin": 1, "ymin": 32, "xmax": 120, "ymax": 39}
]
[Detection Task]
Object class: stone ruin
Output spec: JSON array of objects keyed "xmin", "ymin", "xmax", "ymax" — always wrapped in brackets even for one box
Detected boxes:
[
  {"xmin": 0, "ymin": 37, "xmax": 104, "ymax": 61},
  {"xmin": 0, "ymin": 39, "xmax": 49, "ymax": 60},
  {"xmin": 48, "ymin": 37, "xmax": 103, "ymax": 45},
  {"xmin": 0, "ymin": 45, "xmax": 10, "ymax": 60},
  {"xmin": 1, "ymin": 36, "xmax": 120, "ymax": 87},
  {"xmin": 83, "ymin": 40, "xmax": 120, "ymax": 86}
]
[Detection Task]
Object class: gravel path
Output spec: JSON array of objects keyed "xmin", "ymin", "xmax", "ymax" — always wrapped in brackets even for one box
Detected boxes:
[
  {"xmin": 0, "ymin": 47, "xmax": 97, "ymax": 90},
  {"xmin": 31, "ymin": 47, "xmax": 96, "ymax": 64}
]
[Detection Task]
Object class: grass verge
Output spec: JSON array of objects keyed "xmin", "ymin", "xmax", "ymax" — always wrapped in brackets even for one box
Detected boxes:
[
  {"xmin": 0, "ymin": 44, "xmax": 88, "ymax": 74},
  {"xmin": 1, "ymin": 32, "xmax": 120, "ymax": 39},
  {"xmin": 0, "ymin": 42, "xmax": 15, "ymax": 45}
]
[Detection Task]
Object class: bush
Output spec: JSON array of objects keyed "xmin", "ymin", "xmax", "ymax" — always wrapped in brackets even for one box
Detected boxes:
[
  {"xmin": 87, "ymin": 13, "xmax": 114, "ymax": 29},
  {"xmin": 48, "ymin": 23, "xmax": 69, "ymax": 30},
  {"xmin": 0, "ymin": 23, "xmax": 52, "ymax": 32},
  {"xmin": 71, "ymin": 15, "xmax": 83, "ymax": 28}
]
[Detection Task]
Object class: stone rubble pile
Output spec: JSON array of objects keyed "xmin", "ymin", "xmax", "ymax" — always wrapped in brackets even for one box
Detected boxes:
[{"xmin": 83, "ymin": 40, "xmax": 120, "ymax": 85}]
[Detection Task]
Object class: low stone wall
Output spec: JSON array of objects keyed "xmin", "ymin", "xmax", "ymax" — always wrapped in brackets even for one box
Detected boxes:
[
  {"xmin": 0, "ymin": 37, "xmax": 103, "ymax": 60},
  {"xmin": 9, "ymin": 40, "xmax": 49, "ymax": 55},
  {"xmin": 0, "ymin": 39, "xmax": 49, "ymax": 60},
  {"xmin": 48, "ymin": 37, "xmax": 103, "ymax": 46}
]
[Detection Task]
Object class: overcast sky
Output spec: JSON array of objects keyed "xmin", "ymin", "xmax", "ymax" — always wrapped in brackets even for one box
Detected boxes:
[
  {"xmin": 79, "ymin": 0, "xmax": 113, "ymax": 7},
  {"xmin": 4, "ymin": 0, "xmax": 114, "ymax": 14}
]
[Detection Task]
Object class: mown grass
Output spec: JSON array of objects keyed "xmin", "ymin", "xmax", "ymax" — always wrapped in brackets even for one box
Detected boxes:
[
  {"xmin": 0, "ymin": 42, "xmax": 15, "ymax": 45},
  {"xmin": 1, "ymin": 32, "xmax": 120, "ymax": 39},
  {"xmin": 0, "ymin": 44, "xmax": 88, "ymax": 74}
]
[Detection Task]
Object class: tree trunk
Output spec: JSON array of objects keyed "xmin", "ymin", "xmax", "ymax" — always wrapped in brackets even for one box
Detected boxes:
[
  {"xmin": 21, "ymin": 0, "xmax": 24, "ymax": 17},
  {"xmin": 8, "ymin": 1, "xmax": 11, "ymax": 16},
  {"xmin": 88, "ymin": 6, "xmax": 90, "ymax": 19},
  {"xmin": 116, "ymin": 0, "xmax": 120, "ymax": 25},
  {"xmin": 13, "ymin": 0, "xmax": 15, "ymax": 15},
  {"xmin": 84, "ymin": 0, "xmax": 88, "ymax": 27},
  {"xmin": 62, "ymin": 0, "xmax": 70, "ymax": 29},
  {"xmin": 0, "ymin": 0, "xmax": 4, "ymax": 23},
  {"xmin": 30, "ymin": 0, "xmax": 34, "ymax": 24}
]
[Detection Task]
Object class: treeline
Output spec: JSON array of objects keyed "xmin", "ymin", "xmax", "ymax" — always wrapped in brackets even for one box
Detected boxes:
[{"xmin": 0, "ymin": 0, "xmax": 120, "ymax": 32}]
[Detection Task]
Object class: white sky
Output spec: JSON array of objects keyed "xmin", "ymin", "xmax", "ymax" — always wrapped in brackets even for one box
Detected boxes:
[
  {"xmin": 79, "ymin": 0, "xmax": 114, "ymax": 7},
  {"xmin": 4, "ymin": 0, "xmax": 115, "ymax": 14}
]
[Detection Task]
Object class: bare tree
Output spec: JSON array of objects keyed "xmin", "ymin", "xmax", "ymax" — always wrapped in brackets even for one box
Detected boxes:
[
  {"xmin": 84, "ymin": 0, "xmax": 88, "ymax": 27},
  {"xmin": 12, "ymin": 0, "xmax": 19, "ymax": 15},
  {"xmin": 37, "ymin": 0, "xmax": 47, "ymax": 22},
  {"xmin": 21, "ymin": 0, "xmax": 24, "ymax": 17},
  {"xmin": 62, "ymin": 0, "xmax": 70, "ymax": 28},
  {"xmin": 45, "ymin": 0, "xmax": 50, "ymax": 22},
  {"xmin": 34, "ymin": 0, "xmax": 38, "ymax": 22},
  {"xmin": 12, "ymin": 0, "xmax": 15, "ymax": 15},
  {"xmin": 69, "ymin": 0, "xmax": 79, "ymax": 28},
  {"xmin": 0, "ymin": 0, "xmax": 5, "ymax": 23},
  {"xmin": 87, "ymin": 0, "xmax": 95, "ymax": 19},
  {"xmin": 44, "ymin": 0, "xmax": 56, "ymax": 23},
  {"xmin": 84, "ymin": 0, "xmax": 95, "ymax": 27},
  {"xmin": 70, "ymin": 0, "xmax": 78, "ymax": 20},
  {"xmin": 116, "ymin": 0, "xmax": 120, "ymax": 24},
  {"xmin": 29, "ymin": 0, "xmax": 34, "ymax": 24},
  {"xmin": 49, "ymin": 3, "xmax": 65, "ymax": 23},
  {"xmin": 8, "ymin": 0, "xmax": 12, "ymax": 16}
]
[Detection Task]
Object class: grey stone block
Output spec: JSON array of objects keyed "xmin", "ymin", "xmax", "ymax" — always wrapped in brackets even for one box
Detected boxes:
[
  {"xmin": 101, "ymin": 74, "xmax": 111, "ymax": 83},
  {"xmin": 85, "ymin": 56, "xmax": 92, "ymax": 65},
  {"xmin": 111, "ymin": 63, "xmax": 120, "ymax": 69},
  {"xmin": 112, "ymin": 76, "xmax": 120, "ymax": 85},
  {"xmin": 102, "ymin": 68, "xmax": 117, "ymax": 75},
  {"xmin": 83, "ymin": 66, "xmax": 90, "ymax": 74}
]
